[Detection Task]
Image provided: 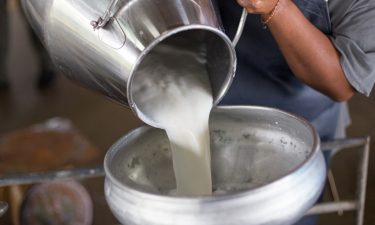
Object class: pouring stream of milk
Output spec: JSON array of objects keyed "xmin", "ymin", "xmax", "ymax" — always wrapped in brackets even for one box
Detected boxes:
[{"xmin": 132, "ymin": 41, "xmax": 213, "ymax": 196}]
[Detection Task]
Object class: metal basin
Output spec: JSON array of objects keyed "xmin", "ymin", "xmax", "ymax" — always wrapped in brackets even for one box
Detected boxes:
[{"xmin": 104, "ymin": 106, "xmax": 326, "ymax": 225}]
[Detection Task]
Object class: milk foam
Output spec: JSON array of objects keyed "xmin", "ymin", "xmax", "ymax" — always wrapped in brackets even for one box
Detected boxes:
[{"xmin": 132, "ymin": 41, "xmax": 213, "ymax": 196}]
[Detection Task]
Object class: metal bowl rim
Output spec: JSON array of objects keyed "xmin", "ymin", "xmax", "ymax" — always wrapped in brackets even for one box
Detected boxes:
[{"xmin": 104, "ymin": 105, "xmax": 321, "ymax": 203}]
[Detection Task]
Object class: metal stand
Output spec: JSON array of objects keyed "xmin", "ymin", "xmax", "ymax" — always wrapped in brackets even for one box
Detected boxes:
[
  {"xmin": 0, "ymin": 138, "xmax": 370, "ymax": 225},
  {"xmin": 307, "ymin": 137, "xmax": 371, "ymax": 225},
  {"xmin": 0, "ymin": 166, "xmax": 104, "ymax": 188}
]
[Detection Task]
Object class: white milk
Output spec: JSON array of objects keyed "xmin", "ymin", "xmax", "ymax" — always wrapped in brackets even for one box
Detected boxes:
[{"xmin": 132, "ymin": 41, "xmax": 213, "ymax": 196}]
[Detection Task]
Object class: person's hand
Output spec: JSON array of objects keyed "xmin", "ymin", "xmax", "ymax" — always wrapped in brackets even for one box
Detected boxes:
[{"xmin": 236, "ymin": 0, "xmax": 280, "ymax": 16}]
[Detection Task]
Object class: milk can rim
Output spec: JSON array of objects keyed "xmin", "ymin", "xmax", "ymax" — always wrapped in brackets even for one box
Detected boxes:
[{"xmin": 126, "ymin": 25, "xmax": 236, "ymax": 128}]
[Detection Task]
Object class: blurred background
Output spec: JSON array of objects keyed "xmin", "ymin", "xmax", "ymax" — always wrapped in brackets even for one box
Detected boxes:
[{"xmin": 0, "ymin": 0, "xmax": 374, "ymax": 224}]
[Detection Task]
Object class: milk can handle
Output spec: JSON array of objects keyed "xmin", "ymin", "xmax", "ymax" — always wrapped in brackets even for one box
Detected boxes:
[
  {"xmin": 92, "ymin": 2, "xmax": 248, "ymax": 45},
  {"xmin": 232, "ymin": 9, "xmax": 248, "ymax": 46},
  {"xmin": 91, "ymin": 0, "xmax": 120, "ymax": 30}
]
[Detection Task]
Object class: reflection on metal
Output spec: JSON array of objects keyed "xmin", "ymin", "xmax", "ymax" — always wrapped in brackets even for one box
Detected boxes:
[
  {"xmin": 98, "ymin": 17, "xmax": 126, "ymax": 49},
  {"xmin": 307, "ymin": 137, "xmax": 370, "ymax": 225},
  {"xmin": 0, "ymin": 201, "xmax": 8, "ymax": 217}
]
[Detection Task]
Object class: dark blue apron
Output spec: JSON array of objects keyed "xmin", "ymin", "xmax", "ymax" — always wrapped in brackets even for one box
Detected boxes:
[{"xmin": 217, "ymin": 0, "xmax": 339, "ymax": 141}]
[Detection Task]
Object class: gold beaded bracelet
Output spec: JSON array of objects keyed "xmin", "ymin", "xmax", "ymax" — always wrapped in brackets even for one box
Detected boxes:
[{"xmin": 261, "ymin": 0, "xmax": 281, "ymax": 27}]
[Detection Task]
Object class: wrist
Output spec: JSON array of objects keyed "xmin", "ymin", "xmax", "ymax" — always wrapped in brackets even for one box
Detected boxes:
[
  {"xmin": 261, "ymin": 0, "xmax": 284, "ymax": 26},
  {"xmin": 262, "ymin": 0, "xmax": 279, "ymax": 17}
]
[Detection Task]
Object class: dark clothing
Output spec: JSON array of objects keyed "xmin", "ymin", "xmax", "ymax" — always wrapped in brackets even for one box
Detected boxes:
[
  {"xmin": 217, "ymin": 0, "xmax": 339, "ymax": 141},
  {"xmin": 328, "ymin": 0, "xmax": 375, "ymax": 96},
  {"xmin": 217, "ymin": 0, "xmax": 338, "ymax": 224}
]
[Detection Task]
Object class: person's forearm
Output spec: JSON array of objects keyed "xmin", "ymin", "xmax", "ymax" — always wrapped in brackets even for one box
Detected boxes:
[{"xmin": 264, "ymin": 0, "xmax": 354, "ymax": 101}]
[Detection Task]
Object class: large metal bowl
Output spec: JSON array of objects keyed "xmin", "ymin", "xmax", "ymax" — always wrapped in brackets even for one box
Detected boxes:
[{"xmin": 104, "ymin": 106, "xmax": 326, "ymax": 225}]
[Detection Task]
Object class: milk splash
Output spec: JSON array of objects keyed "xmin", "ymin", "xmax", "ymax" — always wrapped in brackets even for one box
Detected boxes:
[{"xmin": 132, "ymin": 39, "xmax": 213, "ymax": 196}]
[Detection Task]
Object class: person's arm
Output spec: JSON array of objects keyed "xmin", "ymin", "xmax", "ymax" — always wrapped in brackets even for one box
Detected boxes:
[{"xmin": 237, "ymin": 0, "xmax": 355, "ymax": 101}]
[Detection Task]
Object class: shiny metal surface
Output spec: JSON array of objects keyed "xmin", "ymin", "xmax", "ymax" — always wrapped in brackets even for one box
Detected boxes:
[
  {"xmin": 104, "ymin": 106, "xmax": 326, "ymax": 225},
  {"xmin": 91, "ymin": 0, "xmax": 120, "ymax": 30},
  {"xmin": 0, "ymin": 166, "xmax": 104, "ymax": 187},
  {"xmin": 0, "ymin": 201, "xmax": 8, "ymax": 217},
  {"xmin": 21, "ymin": 0, "xmax": 238, "ymax": 126},
  {"xmin": 232, "ymin": 9, "xmax": 248, "ymax": 46}
]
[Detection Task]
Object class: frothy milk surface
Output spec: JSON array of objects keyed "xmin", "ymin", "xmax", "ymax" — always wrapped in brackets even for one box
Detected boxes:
[{"xmin": 132, "ymin": 40, "xmax": 213, "ymax": 196}]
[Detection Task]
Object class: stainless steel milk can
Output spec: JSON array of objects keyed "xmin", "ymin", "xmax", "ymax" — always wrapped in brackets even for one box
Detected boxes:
[{"xmin": 21, "ymin": 0, "xmax": 247, "ymax": 125}]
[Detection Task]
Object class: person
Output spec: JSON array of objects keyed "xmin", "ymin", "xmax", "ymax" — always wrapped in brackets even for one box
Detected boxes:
[
  {"xmin": 0, "ymin": 0, "xmax": 56, "ymax": 90},
  {"xmin": 217, "ymin": 0, "xmax": 375, "ymax": 224}
]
